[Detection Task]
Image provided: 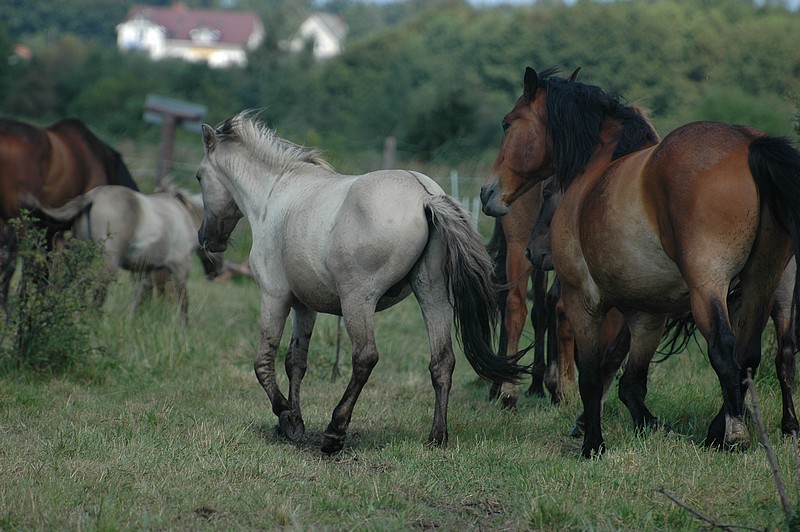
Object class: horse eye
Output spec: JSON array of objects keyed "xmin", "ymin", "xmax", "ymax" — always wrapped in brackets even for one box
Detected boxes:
[
  {"xmin": 502, "ymin": 121, "xmax": 510, "ymax": 133},
  {"xmin": 195, "ymin": 174, "xmax": 201, "ymax": 183}
]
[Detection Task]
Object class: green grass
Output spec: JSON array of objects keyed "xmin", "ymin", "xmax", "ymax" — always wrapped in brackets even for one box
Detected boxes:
[{"xmin": 1, "ymin": 263, "xmax": 798, "ymax": 530}]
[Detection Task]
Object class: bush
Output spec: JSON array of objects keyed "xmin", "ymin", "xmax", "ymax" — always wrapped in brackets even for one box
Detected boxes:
[{"xmin": 0, "ymin": 215, "xmax": 108, "ymax": 373}]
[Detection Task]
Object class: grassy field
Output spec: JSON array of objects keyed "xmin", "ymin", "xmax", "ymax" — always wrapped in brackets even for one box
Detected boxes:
[{"xmin": 1, "ymin": 254, "xmax": 799, "ymax": 530}]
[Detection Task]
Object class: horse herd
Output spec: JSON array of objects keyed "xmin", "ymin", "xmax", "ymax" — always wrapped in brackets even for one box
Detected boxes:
[
  {"xmin": 0, "ymin": 117, "xmax": 223, "ymax": 322},
  {"xmin": 4, "ymin": 66, "xmax": 800, "ymax": 459}
]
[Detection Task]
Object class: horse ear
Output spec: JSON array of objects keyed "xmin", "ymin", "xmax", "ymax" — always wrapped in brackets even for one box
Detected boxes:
[
  {"xmin": 202, "ymin": 124, "xmax": 216, "ymax": 152},
  {"xmin": 523, "ymin": 67, "xmax": 538, "ymax": 100},
  {"xmin": 567, "ymin": 67, "xmax": 581, "ymax": 81}
]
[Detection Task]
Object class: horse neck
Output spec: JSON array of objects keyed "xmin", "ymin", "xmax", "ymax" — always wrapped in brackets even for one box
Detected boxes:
[{"xmin": 219, "ymin": 149, "xmax": 322, "ymax": 223}]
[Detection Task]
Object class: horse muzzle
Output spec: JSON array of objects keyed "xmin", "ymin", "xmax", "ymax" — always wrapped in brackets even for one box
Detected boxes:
[
  {"xmin": 198, "ymin": 226, "xmax": 228, "ymax": 253},
  {"xmin": 480, "ymin": 183, "xmax": 509, "ymax": 217}
]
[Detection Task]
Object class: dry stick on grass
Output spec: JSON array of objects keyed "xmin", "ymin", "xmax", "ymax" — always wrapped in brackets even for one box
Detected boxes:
[
  {"xmin": 659, "ymin": 372, "xmax": 794, "ymax": 530},
  {"xmin": 744, "ymin": 370, "xmax": 792, "ymax": 520},
  {"xmin": 656, "ymin": 488, "xmax": 759, "ymax": 532}
]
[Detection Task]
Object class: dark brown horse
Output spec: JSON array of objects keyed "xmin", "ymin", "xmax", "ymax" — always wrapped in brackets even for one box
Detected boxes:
[
  {"xmin": 482, "ymin": 67, "xmax": 800, "ymax": 457},
  {"xmin": 0, "ymin": 118, "xmax": 138, "ymax": 305}
]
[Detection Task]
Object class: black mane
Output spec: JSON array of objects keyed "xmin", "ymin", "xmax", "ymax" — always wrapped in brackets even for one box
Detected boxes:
[{"xmin": 538, "ymin": 69, "xmax": 659, "ymax": 189}]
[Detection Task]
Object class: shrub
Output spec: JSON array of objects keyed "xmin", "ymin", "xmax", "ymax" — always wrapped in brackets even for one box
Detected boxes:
[{"xmin": 0, "ymin": 215, "xmax": 108, "ymax": 373}]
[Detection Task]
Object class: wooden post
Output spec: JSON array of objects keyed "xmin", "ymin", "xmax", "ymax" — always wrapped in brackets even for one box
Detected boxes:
[
  {"xmin": 155, "ymin": 114, "xmax": 177, "ymax": 186},
  {"xmin": 143, "ymin": 95, "xmax": 207, "ymax": 187}
]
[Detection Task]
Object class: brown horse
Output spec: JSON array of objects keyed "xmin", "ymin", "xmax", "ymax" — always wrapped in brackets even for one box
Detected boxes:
[
  {"xmin": 485, "ymin": 187, "xmax": 549, "ymax": 407},
  {"xmin": 0, "ymin": 118, "xmax": 138, "ymax": 305},
  {"xmin": 482, "ymin": 66, "xmax": 800, "ymax": 457},
  {"xmin": 486, "ymin": 68, "xmax": 585, "ymax": 408},
  {"xmin": 529, "ymin": 161, "xmax": 800, "ymax": 440}
]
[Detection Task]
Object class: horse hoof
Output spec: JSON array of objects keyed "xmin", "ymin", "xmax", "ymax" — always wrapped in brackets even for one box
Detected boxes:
[
  {"xmin": 279, "ymin": 411, "xmax": 305, "ymax": 441},
  {"xmin": 581, "ymin": 441, "xmax": 605, "ymax": 459},
  {"xmin": 428, "ymin": 431, "xmax": 448, "ymax": 446},
  {"xmin": 321, "ymin": 435, "xmax": 344, "ymax": 455},
  {"xmin": 500, "ymin": 393, "xmax": 518, "ymax": 410},
  {"xmin": 724, "ymin": 418, "xmax": 750, "ymax": 451},
  {"xmin": 781, "ymin": 418, "xmax": 800, "ymax": 436}
]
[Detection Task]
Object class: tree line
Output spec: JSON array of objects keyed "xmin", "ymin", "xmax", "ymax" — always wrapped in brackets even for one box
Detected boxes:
[{"xmin": 0, "ymin": 0, "xmax": 799, "ymax": 174}]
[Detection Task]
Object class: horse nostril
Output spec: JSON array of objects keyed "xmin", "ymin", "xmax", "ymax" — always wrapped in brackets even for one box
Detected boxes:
[{"xmin": 479, "ymin": 184, "xmax": 493, "ymax": 205}]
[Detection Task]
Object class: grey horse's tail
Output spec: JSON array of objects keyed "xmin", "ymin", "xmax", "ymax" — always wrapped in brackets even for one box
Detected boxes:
[
  {"xmin": 424, "ymin": 194, "xmax": 528, "ymax": 384},
  {"xmin": 21, "ymin": 189, "xmax": 98, "ymax": 232}
]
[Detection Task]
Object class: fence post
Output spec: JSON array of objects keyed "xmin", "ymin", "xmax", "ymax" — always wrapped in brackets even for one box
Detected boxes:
[{"xmin": 450, "ymin": 169, "xmax": 459, "ymax": 199}]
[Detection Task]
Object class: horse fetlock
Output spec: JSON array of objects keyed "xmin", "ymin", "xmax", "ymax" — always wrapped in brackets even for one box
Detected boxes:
[
  {"xmin": 724, "ymin": 415, "xmax": 750, "ymax": 451},
  {"xmin": 278, "ymin": 410, "xmax": 305, "ymax": 441},
  {"xmin": 499, "ymin": 382, "xmax": 519, "ymax": 409}
]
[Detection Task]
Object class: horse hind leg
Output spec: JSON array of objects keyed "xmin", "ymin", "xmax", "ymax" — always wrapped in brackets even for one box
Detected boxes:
[
  {"xmin": 696, "ymin": 294, "xmax": 751, "ymax": 450},
  {"xmin": 0, "ymin": 223, "xmax": 17, "ymax": 309},
  {"xmin": 279, "ymin": 307, "xmax": 316, "ymax": 441},
  {"xmin": 617, "ymin": 312, "xmax": 667, "ymax": 433},
  {"xmin": 768, "ymin": 260, "xmax": 799, "ymax": 435},
  {"xmin": 322, "ymin": 294, "xmax": 380, "ymax": 454},
  {"xmin": 410, "ymin": 239, "xmax": 456, "ymax": 446}
]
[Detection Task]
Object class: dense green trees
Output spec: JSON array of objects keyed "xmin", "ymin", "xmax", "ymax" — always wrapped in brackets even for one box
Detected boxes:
[{"xmin": 0, "ymin": 0, "xmax": 798, "ymax": 173}]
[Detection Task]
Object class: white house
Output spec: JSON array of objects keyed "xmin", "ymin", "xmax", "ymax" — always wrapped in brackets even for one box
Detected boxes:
[
  {"xmin": 116, "ymin": 4, "xmax": 265, "ymax": 68},
  {"xmin": 287, "ymin": 13, "xmax": 347, "ymax": 60}
]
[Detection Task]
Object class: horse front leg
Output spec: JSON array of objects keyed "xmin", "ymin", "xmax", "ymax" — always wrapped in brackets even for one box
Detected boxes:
[
  {"xmin": 322, "ymin": 298, "xmax": 379, "ymax": 454},
  {"xmin": 280, "ymin": 307, "xmax": 317, "ymax": 441},
  {"xmin": 253, "ymin": 297, "xmax": 291, "ymax": 428},
  {"xmin": 497, "ymin": 245, "xmax": 529, "ymax": 408},
  {"xmin": 526, "ymin": 269, "xmax": 549, "ymax": 398}
]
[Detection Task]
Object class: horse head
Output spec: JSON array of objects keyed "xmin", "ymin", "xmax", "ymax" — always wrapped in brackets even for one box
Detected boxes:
[
  {"xmin": 196, "ymin": 124, "xmax": 242, "ymax": 253},
  {"xmin": 480, "ymin": 67, "xmax": 556, "ymax": 217},
  {"xmin": 525, "ymin": 175, "xmax": 561, "ymax": 271}
]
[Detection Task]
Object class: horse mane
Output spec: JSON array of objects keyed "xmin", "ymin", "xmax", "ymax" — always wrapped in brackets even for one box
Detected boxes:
[
  {"xmin": 216, "ymin": 111, "xmax": 334, "ymax": 172},
  {"xmin": 538, "ymin": 68, "xmax": 660, "ymax": 189}
]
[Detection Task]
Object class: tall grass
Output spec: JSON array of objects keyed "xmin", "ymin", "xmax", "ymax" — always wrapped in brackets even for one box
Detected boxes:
[{"xmin": 0, "ymin": 257, "xmax": 798, "ymax": 529}]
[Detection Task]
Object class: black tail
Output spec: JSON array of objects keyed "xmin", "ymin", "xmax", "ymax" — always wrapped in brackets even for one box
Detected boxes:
[
  {"xmin": 425, "ymin": 195, "xmax": 528, "ymax": 383},
  {"xmin": 486, "ymin": 218, "xmax": 509, "ymax": 357},
  {"xmin": 748, "ymin": 135, "xmax": 800, "ymax": 341}
]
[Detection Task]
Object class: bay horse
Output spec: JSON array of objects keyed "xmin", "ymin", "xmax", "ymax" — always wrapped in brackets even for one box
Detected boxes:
[
  {"xmin": 24, "ymin": 185, "xmax": 209, "ymax": 322},
  {"xmin": 0, "ymin": 118, "xmax": 138, "ymax": 306},
  {"xmin": 528, "ymin": 161, "xmax": 799, "ymax": 440},
  {"xmin": 485, "ymin": 191, "xmax": 550, "ymax": 407},
  {"xmin": 482, "ymin": 66, "xmax": 800, "ymax": 457},
  {"xmin": 526, "ymin": 167, "xmax": 796, "ymax": 437},
  {"xmin": 195, "ymin": 112, "xmax": 527, "ymax": 454}
]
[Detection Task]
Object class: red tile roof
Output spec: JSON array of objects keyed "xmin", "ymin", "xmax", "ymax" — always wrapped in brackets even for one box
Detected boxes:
[{"xmin": 127, "ymin": 4, "xmax": 262, "ymax": 45}]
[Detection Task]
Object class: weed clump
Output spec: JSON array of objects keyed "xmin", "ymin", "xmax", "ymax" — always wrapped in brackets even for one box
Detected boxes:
[{"xmin": 0, "ymin": 215, "xmax": 108, "ymax": 373}]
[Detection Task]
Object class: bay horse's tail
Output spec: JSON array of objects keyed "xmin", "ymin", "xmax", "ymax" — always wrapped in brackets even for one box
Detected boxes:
[
  {"xmin": 748, "ymin": 135, "xmax": 800, "ymax": 339},
  {"xmin": 423, "ymin": 194, "xmax": 528, "ymax": 384}
]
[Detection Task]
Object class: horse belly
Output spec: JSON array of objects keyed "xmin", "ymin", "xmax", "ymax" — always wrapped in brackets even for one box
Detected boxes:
[{"xmin": 580, "ymin": 173, "xmax": 690, "ymax": 314}]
